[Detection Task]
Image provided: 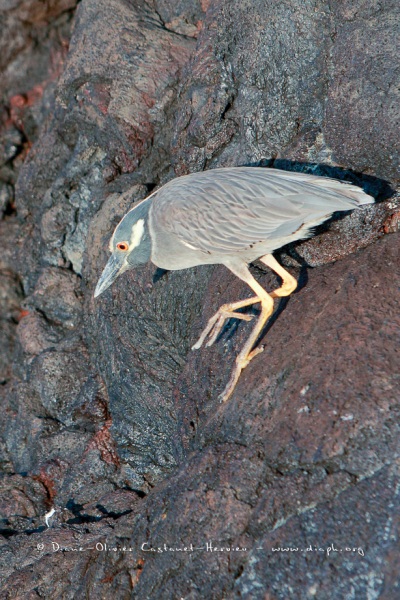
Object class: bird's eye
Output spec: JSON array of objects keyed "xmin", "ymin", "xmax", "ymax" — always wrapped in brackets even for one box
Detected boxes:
[{"xmin": 116, "ymin": 242, "xmax": 129, "ymax": 251}]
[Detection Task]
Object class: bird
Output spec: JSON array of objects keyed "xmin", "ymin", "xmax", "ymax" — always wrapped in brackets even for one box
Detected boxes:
[{"xmin": 94, "ymin": 167, "xmax": 374, "ymax": 402}]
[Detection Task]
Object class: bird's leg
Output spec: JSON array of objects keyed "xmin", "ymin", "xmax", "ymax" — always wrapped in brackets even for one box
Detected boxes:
[
  {"xmin": 219, "ymin": 277, "xmax": 274, "ymax": 403},
  {"xmin": 192, "ymin": 260, "xmax": 291, "ymax": 402},
  {"xmin": 209, "ymin": 263, "xmax": 274, "ymax": 402},
  {"xmin": 259, "ymin": 254, "xmax": 298, "ymax": 298},
  {"xmin": 192, "ymin": 296, "xmax": 260, "ymax": 351},
  {"xmin": 219, "ymin": 258, "xmax": 298, "ymax": 401}
]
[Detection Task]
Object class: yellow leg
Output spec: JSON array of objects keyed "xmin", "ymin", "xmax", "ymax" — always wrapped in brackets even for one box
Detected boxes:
[
  {"xmin": 192, "ymin": 296, "xmax": 260, "ymax": 350},
  {"xmin": 218, "ymin": 265, "xmax": 274, "ymax": 402},
  {"xmin": 259, "ymin": 254, "xmax": 297, "ymax": 298},
  {"xmin": 192, "ymin": 259, "xmax": 294, "ymax": 403}
]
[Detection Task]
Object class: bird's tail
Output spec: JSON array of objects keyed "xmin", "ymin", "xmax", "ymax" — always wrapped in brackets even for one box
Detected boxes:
[{"xmin": 308, "ymin": 177, "xmax": 375, "ymax": 206}]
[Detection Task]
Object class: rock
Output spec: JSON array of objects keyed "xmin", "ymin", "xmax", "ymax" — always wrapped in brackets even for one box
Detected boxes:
[
  {"xmin": 28, "ymin": 266, "xmax": 82, "ymax": 325},
  {"xmin": 0, "ymin": 270, "xmax": 23, "ymax": 383},
  {"xmin": 16, "ymin": 311, "xmax": 62, "ymax": 355},
  {"xmin": 325, "ymin": 0, "xmax": 400, "ymax": 182},
  {"xmin": 0, "ymin": 182, "xmax": 14, "ymax": 217},
  {"xmin": 0, "ymin": 0, "xmax": 399, "ymax": 596}
]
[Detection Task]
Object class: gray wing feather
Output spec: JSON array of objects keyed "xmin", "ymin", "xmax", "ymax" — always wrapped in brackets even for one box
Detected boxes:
[{"xmin": 150, "ymin": 168, "xmax": 373, "ymax": 254}]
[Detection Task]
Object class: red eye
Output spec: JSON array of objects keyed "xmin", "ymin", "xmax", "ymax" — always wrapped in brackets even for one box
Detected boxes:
[{"xmin": 116, "ymin": 242, "xmax": 129, "ymax": 251}]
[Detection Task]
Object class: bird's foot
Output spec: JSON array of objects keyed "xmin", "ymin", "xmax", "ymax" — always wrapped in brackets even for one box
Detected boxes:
[
  {"xmin": 192, "ymin": 303, "xmax": 255, "ymax": 351},
  {"xmin": 218, "ymin": 367, "xmax": 242, "ymax": 403},
  {"xmin": 218, "ymin": 346, "xmax": 265, "ymax": 402},
  {"xmin": 192, "ymin": 294, "xmax": 269, "ymax": 402}
]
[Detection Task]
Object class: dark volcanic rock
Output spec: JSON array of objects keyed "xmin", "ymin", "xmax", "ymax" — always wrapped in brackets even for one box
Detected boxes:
[
  {"xmin": 325, "ymin": 0, "xmax": 400, "ymax": 182},
  {"xmin": 172, "ymin": 0, "xmax": 334, "ymax": 173},
  {"xmin": 0, "ymin": 0, "xmax": 399, "ymax": 597}
]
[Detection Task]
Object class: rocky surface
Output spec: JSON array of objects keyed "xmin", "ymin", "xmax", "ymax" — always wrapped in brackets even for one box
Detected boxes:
[{"xmin": 0, "ymin": 0, "xmax": 399, "ymax": 597}]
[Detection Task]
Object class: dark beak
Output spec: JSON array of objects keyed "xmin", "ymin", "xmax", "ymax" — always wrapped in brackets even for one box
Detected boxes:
[{"xmin": 94, "ymin": 254, "xmax": 126, "ymax": 298}]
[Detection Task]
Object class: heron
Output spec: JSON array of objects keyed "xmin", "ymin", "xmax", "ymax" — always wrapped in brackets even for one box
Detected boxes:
[{"xmin": 94, "ymin": 167, "xmax": 373, "ymax": 401}]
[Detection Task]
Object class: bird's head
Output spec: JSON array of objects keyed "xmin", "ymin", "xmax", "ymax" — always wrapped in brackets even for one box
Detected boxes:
[{"xmin": 94, "ymin": 197, "xmax": 152, "ymax": 298}]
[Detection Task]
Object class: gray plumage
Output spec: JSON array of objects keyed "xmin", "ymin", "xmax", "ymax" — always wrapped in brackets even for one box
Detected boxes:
[
  {"xmin": 148, "ymin": 167, "xmax": 373, "ymax": 269},
  {"xmin": 95, "ymin": 166, "xmax": 374, "ymax": 402}
]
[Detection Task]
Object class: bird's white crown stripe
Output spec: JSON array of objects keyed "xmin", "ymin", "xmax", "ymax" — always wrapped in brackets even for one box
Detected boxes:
[
  {"xmin": 130, "ymin": 219, "xmax": 145, "ymax": 249},
  {"xmin": 108, "ymin": 189, "xmax": 158, "ymax": 251}
]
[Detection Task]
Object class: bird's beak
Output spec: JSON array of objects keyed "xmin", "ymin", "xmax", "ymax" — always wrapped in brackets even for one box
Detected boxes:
[{"xmin": 94, "ymin": 254, "xmax": 127, "ymax": 298}]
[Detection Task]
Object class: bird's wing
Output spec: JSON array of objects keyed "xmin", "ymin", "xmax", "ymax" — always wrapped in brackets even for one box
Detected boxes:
[{"xmin": 150, "ymin": 168, "xmax": 373, "ymax": 255}]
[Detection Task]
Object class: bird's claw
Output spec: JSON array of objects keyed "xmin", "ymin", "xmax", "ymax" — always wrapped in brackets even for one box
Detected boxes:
[
  {"xmin": 248, "ymin": 345, "xmax": 264, "ymax": 360},
  {"xmin": 218, "ymin": 346, "xmax": 265, "ymax": 402},
  {"xmin": 192, "ymin": 309, "xmax": 254, "ymax": 351},
  {"xmin": 218, "ymin": 369, "xmax": 241, "ymax": 402}
]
